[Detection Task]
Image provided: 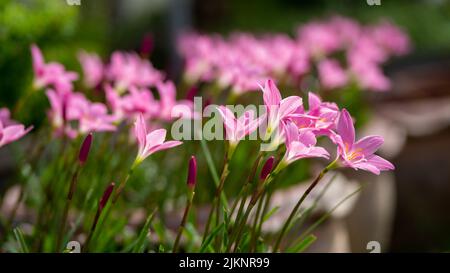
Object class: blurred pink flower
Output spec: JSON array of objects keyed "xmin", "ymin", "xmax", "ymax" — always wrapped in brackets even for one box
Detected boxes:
[
  {"xmin": 371, "ymin": 20, "xmax": 411, "ymax": 56},
  {"xmin": 318, "ymin": 59, "xmax": 348, "ymax": 89},
  {"xmin": 31, "ymin": 44, "xmax": 78, "ymax": 92},
  {"xmin": 133, "ymin": 114, "xmax": 182, "ymax": 165},
  {"xmin": 46, "ymin": 89, "xmax": 78, "ymax": 138},
  {"xmin": 216, "ymin": 106, "xmax": 264, "ymax": 148},
  {"xmin": 0, "ymin": 112, "xmax": 32, "ymax": 149},
  {"xmin": 67, "ymin": 94, "xmax": 117, "ymax": 134},
  {"xmin": 156, "ymin": 81, "xmax": 196, "ymax": 120},
  {"xmin": 349, "ymin": 59, "xmax": 391, "ymax": 92},
  {"xmin": 46, "ymin": 89, "xmax": 116, "ymax": 137},
  {"xmin": 78, "ymin": 51, "xmax": 104, "ymax": 88},
  {"xmin": 121, "ymin": 86, "xmax": 159, "ymax": 119},
  {"xmin": 106, "ymin": 51, "xmax": 163, "ymax": 92},
  {"xmin": 297, "ymin": 21, "xmax": 341, "ymax": 57},
  {"xmin": 334, "ymin": 109, "xmax": 394, "ymax": 175},
  {"xmin": 0, "ymin": 108, "xmax": 16, "ymax": 126}
]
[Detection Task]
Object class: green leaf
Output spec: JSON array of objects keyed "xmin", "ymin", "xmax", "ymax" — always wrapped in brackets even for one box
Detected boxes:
[
  {"xmin": 287, "ymin": 234, "xmax": 317, "ymax": 253},
  {"xmin": 199, "ymin": 223, "xmax": 224, "ymax": 253},
  {"xmin": 294, "ymin": 184, "xmax": 364, "ymax": 247},
  {"xmin": 199, "ymin": 138, "xmax": 228, "ymax": 210},
  {"xmin": 131, "ymin": 209, "xmax": 156, "ymax": 253},
  {"xmin": 13, "ymin": 228, "xmax": 29, "ymax": 253},
  {"xmin": 262, "ymin": 206, "xmax": 279, "ymax": 223},
  {"xmin": 158, "ymin": 244, "xmax": 165, "ymax": 253}
]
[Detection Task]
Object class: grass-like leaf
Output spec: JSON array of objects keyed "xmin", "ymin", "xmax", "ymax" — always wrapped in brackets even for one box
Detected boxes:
[
  {"xmin": 131, "ymin": 209, "xmax": 156, "ymax": 253},
  {"xmin": 13, "ymin": 228, "xmax": 29, "ymax": 253},
  {"xmin": 200, "ymin": 223, "xmax": 224, "ymax": 253}
]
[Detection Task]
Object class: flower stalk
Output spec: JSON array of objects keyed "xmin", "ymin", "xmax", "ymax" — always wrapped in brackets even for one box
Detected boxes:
[
  {"xmin": 56, "ymin": 133, "xmax": 93, "ymax": 252},
  {"xmin": 84, "ymin": 182, "xmax": 115, "ymax": 252},
  {"xmin": 173, "ymin": 156, "xmax": 197, "ymax": 253},
  {"xmin": 272, "ymin": 159, "xmax": 338, "ymax": 252}
]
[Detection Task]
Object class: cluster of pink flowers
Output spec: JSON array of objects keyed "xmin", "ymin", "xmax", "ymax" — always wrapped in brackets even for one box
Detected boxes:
[
  {"xmin": 217, "ymin": 79, "xmax": 394, "ymax": 175},
  {"xmin": 78, "ymin": 51, "xmax": 195, "ymax": 124},
  {"xmin": 0, "ymin": 108, "xmax": 32, "ymax": 149},
  {"xmin": 31, "ymin": 45, "xmax": 194, "ymax": 139},
  {"xmin": 179, "ymin": 16, "xmax": 410, "ymax": 94}
]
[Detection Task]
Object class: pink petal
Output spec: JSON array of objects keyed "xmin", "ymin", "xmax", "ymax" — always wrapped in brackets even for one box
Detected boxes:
[
  {"xmin": 352, "ymin": 162, "xmax": 381, "ymax": 175},
  {"xmin": 353, "ymin": 135, "xmax": 384, "ymax": 156},
  {"xmin": 337, "ymin": 109, "xmax": 355, "ymax": 150},
  {"xmin": 134, "ymin": 114, "xmax": 147, "ymax": 154},
  {"xmin": 31, "ymin": 44, "xmax": 45, "ymax": 74},
  {"xmin": 217, "ymin": 106, "xmax": 237, "ymax": 140},
  {"xmin": 367, "ymin": 155, "xmax": 395, "ymax": 171},
  {"xmin": 148, "ymin": 140, "xmax": 182, "ymax": 155},
  {"xmin": 283, "ymin": 120, "xmax": 299, "ymax": 148},
  {"xmin": 262, "ymin": 79, "xmax": 282, "ymax": 106},
  {"xmin": 298, "ymin": 129, "xmax": 317, "ymax": 147},
  {"xmin": 146, "ymin": 128, "xmax": 167, "ymax": 148},
  {"xmin": 308, "ymin": 92, "xmax": 322, "ymax": 111},
  {"xmin": 279, "ymin": 96, "xmax": 302, "ymax": 120}
]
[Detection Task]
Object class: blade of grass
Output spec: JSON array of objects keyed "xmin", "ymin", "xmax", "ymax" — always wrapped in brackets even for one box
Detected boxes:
[
  {"xmin": 13, "ymin": 228, "xmax": 29, "ymax": 253},
  {"xmin": 262, "ymin": 206, "xmax": 280, "ymax": 223},
  {"xmin": 287, "ymin": 234, "xmax": 317, "ymax": 253},
  {"xmin": 199, "ymin": 138, "xmax": 228, "ymax": 210},
  {"xmin": 292, "ymin": 184, "xmax": 364, "ymax": 248},
  {"xmin": 199, "ymin": 223, "xmax": 224, "ymax": 253},
  {"xmin": 132, "ymin": 209, "xmax": 156, "ymax": 253}
]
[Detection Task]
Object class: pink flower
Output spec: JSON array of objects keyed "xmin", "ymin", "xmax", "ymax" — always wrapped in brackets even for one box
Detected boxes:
[
  {"xmin": 31, "ymin": 44, "xmax": 78, "ymax": 92},
  {"xmin": 0, "ymin": 113, "xmax": 32, "ymax": 149},
  {"xmin": 105, "ymin": 84, "xmax": 126, "ymax": 121},
  {"xmin": 290, "ymin": 92, "xmax": 339, "ymax": 136},
  {"xmin": 297, "ymin": 21, "xmax": 341, "ymax": 57},
  {"xmin": 371, "ymin": 21, "xmax": 411, "ymax": 56},
  {"xmin": 156, "ymin": 81, "xmax": 196, "ymax": 120},
  {"xmin": 106, "ymin": 51, "xmax": 163, "ymax": 92},
  {"xmin": 216, "ymin": 106, "xmax": 264, "ymax": 149},
  {"xmin": 349, "ymin": 59, "xmax": 391, "ymax": 92},
  {"xmin": 122, "ymin": 86, "xmax": 159, "ymax": 119},
  {"xmin": 78, "ymin": 51, "xmax": 104, "ymax": 88},
  {"xmin": 334, "ymin": 109, "xmax": 394, "ymax": 175},
  {"xmin": 133, "ymin": 114, "xmax": 182, "ymax": 165},
  {"xmin": 46, "ymin": 89, "xmax": 78, "ymax": 138},
  {"xmin": 318, "ymin": 59, "xmax": 348, "ymax": 89},
  {"xmin": 67, "ymin": 94, "xmax": 117, "ymax": 134},
  {"xmin": 46, "ymin": 89, "xmax": 116, "ymax": 137},
  {"xmin": 260, "ymin": 79, "xmax": 302, "ymax": 138},
  {"xmin": 277, "ymin": 121, "xmax": 329, "ymax": 170},
  {"xmin": 0, "ymin": 108, "xmax": 16, "ymax": 127}
]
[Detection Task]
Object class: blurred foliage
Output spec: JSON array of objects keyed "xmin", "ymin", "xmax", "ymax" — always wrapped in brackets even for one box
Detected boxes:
[
  {"xmin": 210, "ymin": 0, "xmax": 450, "ymax": 53},
  {"xmin": 0, "ymin": 0, "xmax": 78, "ymax": 107}
]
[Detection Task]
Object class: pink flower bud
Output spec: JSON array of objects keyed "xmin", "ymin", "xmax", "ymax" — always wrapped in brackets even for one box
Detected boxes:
[
  {"xmin": 99, "ymin": 182, "xmax": 115, "ymax": 210},
  {"xmin": 187, "ymin": 156, "xmax": 197, "ymax": 188},
  {"xmin": 78, "ymin": 133, "xmax": 93, "ymax": 164},
  {"xmin": 260, "ymin": 156, "xmax": 275, "ymax": 180},
  {"xmin": 185, "ymin": 85, "xmax": 199, "ymax": 101},
  {"xmin": 140, "ymin": 33, "xmax": 153, "ymax": 57}
]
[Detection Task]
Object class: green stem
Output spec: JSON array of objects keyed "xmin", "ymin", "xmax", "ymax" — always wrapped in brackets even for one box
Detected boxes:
[
  {"xmin": 56, "ymin": 165, "xmax": 81, "ymax": 252},
  {"xmin": 272, "ymin": 161, "xmax": 337, "ymax": 252},
  {"xmin": 112, "ymin": 168, "xmax": 134, "ymax": 204},
  {"xmin": 249, "ymin": 192, "xmax": 265, "ymax": 251},
  {"xmin": 201, "ymin": 155, "xmax": 229, "ymax": 244},
  {"xmin": 173, "ymin": 191, "xmax": 194, "ymax": 253}
]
